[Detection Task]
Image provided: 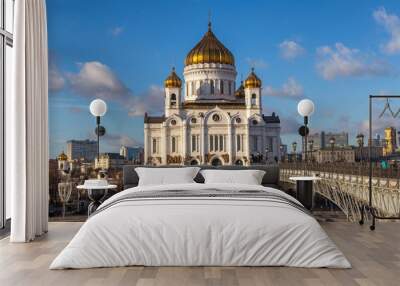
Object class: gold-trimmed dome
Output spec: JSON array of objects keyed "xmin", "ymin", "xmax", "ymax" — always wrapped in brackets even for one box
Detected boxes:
[
  {"xmin": 185, "ymin": 22, "xmax": 235, "ymax": 66},
  {"xmin": 235, "ymin": 81, "xmax": 245, "ymax": 97},
  {"xmin": 164, "ymin": 67, "xmax": 182, "ymax": 88},
  {"xmin": 57, "ymin": 151, "xmax": 68, "ymax": 161},
  {"xmin": 244, "ymin": 68, "xmax": 262, "ymax": 88}
]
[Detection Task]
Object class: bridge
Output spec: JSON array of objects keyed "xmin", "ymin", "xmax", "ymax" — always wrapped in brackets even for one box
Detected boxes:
[{"xmin": 279, "ymin": 163, "xmax": 400, "ymax": 222}]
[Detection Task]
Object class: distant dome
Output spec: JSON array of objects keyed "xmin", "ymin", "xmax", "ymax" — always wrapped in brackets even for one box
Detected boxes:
[
  {"xmin": 244, "ymin": 68, "xmax": 262, "ymax": 88},
  {"xmin": 164, "ymin": 67, "xmax": 182, "ymax": 88},
  {"xmin": 185, "ymin": 22, "xmax": 235, "ymax": 66},
  {"xmin": 235, "ymin": 81, "xmax": 245, "ymax": 97},
  {"xmin": 57, "ymin": 151, "xmax": 68, "ymax": 161}
]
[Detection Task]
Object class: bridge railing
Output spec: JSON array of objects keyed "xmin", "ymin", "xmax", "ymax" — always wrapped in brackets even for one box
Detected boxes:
[{"xmin": 279, "ymin": 162, "xmax": 400, "ymax": 222}]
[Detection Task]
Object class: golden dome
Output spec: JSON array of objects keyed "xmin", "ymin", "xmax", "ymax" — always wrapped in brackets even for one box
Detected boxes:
[
  {"xmin": 57, "ymin": 151, "xmax": 68, "ymax": 161},
  {"xmin": 235, "ymin": 81, "xmax": 245, "ymax": 97},
  {"xmin": 244, "ymin": 68, "xmax": 262, "ymax": 88},
  {"xmin": 164, "ymin": 67, "xmax": 182, "ymax": 88},
  {"xmin": 185, "ymin": 22, "xmax": 235, "ymax": 66}
]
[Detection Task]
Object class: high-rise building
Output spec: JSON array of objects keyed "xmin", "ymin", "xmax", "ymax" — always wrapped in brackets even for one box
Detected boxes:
[
  {"xmin": 383, "ymin": 127, "xmax": 397, "ymax": 156},
  {"xmin": 307, "ymin": 131, "xmax": 349, "ymax": 151},
  {"xmin": 120, "ymin": 146, "xmax": 144, "ymax": 162},
  {"xmin": 66, "ymin": 139, "xmax": 97, "ymax": 161},
  {"xmin": 144, "ymin": 23, "xmax": 281, "ymax": 166}
]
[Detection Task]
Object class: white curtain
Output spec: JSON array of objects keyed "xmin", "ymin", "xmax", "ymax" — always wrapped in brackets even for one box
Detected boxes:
[{"xmin": 8, "ymin": 0, "xmax": 49, "ymax": 242}]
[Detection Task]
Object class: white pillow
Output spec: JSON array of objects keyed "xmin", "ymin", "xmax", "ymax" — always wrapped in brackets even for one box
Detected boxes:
[
  {"xmin": 135, "ymin": 167, "xmax": 200, "ymax": 186},
  {"xmin": 200, "ymin": 169, "xmax": 265, "ymax": 185}
]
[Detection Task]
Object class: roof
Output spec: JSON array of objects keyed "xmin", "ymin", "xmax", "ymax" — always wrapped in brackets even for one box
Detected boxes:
[
  {"xmin": 263, "ymin": 113, "xmax": 280, "ymax": 124},
  {"xmin": 144, "ymin": 113, "xmax": 165, "ymax": 123},
  {"xmin": 101, "ymin": 153, "xmax": 125, "ymax": 159}
]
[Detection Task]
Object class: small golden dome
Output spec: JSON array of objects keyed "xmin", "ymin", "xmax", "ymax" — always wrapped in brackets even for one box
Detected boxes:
[
  {"xmin": 244, "ymin": 68, "xmax": 262, "ymax": 88},
  {"xmin": 164, "ymin": 67, "xmax": 182, "ymax": 88},
  {"xmin": 57, "ymin": 151, "xmax": 68, "ymax": 161},
  {"xmin": 235, "ymin": 81, "xmax": 245, "ymax": 97},
  {"xmin": 185, "ymin": 22, "xmax": 235, "ymax": 66}
]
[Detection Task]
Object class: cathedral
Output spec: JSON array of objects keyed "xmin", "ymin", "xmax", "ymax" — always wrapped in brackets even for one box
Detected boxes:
[{"xmin": 144, "ymin": 22, "xmax": 281, "ymax": 166}]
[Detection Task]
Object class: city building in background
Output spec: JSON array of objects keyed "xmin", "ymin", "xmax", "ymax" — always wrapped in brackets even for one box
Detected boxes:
[
  {"xmin": 310, "ymin": 147, "xmax": 355, "ymax": 163},
  {"xmin": 354, "ymin": 146, "xmax": 383, "ymax": 162},
  {"xmin": 383, "ymin": 127, "xmax": 397, "ymax": 156},
  {"xmin": 95, "ymin": 153, "xmax": 126, "ymax": 169},
  {"xmin": 120, "ymin": 146, "xmax": 144, "ymax": 163},
  {"xmin": 307, "ymin": 131, "xmax": 349, "ymax": 151},
  {"xmin": 144, "ymin": 23, "xmax": 281, "ymax": 166},
  {"xmin": 66, "ymin": 139, "xmax": 97, "ymax": 161}
]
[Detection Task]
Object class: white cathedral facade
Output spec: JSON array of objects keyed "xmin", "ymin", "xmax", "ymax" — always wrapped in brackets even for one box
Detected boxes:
[{"xmin": 144, "ymin": 23, "xmax": 281, "ymax": 166}]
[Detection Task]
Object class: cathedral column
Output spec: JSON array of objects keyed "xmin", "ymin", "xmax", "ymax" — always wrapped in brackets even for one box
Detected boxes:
[
  {"xmin": 161, "ymin": 123, "xmax": 167, "ymax": 165},
  {"xmin": 245, "ymin": 125, "xmax": 250, "ymax": 166},
  {"xmin": 144, "ymin": 125, "xmax": 149, "ymax": 165},
  {"xmin": 228, "ymin": 121, "xmax": 233, "ymax": 164},
  {"xmin": 182, "ymin": 123, "xmax": 187, "ymax": 165},
  {"xmin": 200, "ymin": 117, "xmax": 205, "ymax": 164}
]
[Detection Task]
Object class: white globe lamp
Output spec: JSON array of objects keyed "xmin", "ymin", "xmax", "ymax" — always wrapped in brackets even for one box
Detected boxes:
[
  {"xmin": 90, "ymin": 99, "xmax": 107, "ymax": 117},
  {"xmin": 297, "ymin": 99, "xmax": 314, "ymax": 117}
]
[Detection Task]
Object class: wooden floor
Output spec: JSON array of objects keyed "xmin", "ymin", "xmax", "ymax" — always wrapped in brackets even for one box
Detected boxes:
[{"xmin": 0, "ymin": 221, "xmax": 399, "ymax": 286}]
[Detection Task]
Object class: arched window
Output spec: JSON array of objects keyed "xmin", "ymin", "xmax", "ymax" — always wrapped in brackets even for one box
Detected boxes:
[
  {"xmin": 210, "ymin": 80, "xmax": 214, "ymax": 94},
  {"xmin": 152, "ymin": 138, "xmax": 157, "ymax": 154},
  {"xmin": 190, "ymin": 159, "xmax": 199, "ymax": 165},
  {"xmin": 220, "ymin": 80, "xmax": 224, "ymax": 94},
  {"xmin": 211, "ymin": 158, "xmax": 222, "ymax": 166},
  {"xmin": 170, "ymin": 93, "xmax": 177, "ymax": 106},
  {"xmin": 235, "ymin": 159, "xmax": 243, "ymax": 166},
  {"xmin": 191, "ymin": 81, "xmax": 195, "ymax": 96},
  {"xmin": 251, "ymin": 93, "xmax": 257, "ymax": 105},
  {"xmin": 171, "ymin": 137, "xmax": 176, "ymax": 153}
]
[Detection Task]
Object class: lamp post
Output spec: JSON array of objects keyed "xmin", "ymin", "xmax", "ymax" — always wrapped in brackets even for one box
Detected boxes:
[
  {"xmin": 329, "ymin": 137, "xmax": 335, "ymax": 162},
  {"xmin": 297, "ymin": 99, "xmax": 315, "ymax": 164},
  {"xmin": 292, "ymin": 142, "xmax": 297, "ymax": 162},
  {"xmin": 356, "ymin": 133, "xmax": 364, "ymax": 163},
  {"xmin": 89, "ymin": 99, "xmax": 107, "ymax": 165}
]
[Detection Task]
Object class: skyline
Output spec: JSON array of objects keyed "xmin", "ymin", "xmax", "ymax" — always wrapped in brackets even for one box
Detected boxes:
[{"xmin": 48, "ymin": 0, "xmax": 400, "ymax": 158}]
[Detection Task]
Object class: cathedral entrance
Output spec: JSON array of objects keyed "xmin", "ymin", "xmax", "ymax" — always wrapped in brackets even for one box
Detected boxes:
[{"xmin": 211, "ymin": 158, "xmax": 222, "ymax": 166}]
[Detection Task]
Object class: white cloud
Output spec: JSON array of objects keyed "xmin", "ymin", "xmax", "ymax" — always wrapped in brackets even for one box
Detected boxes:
[
  {"xmin": 49, "ymin": 64, "xmax": 65, "ymax": 92},
  {"xmin": 102, "ymin": 133, "xmax": 142, "ymax": 148},
  {"xmin": 68, "ymin": 61, "xmax": 132, "ymax": 101},
  {"xmin": 245, "ymin": 57, "xmax": 268, "ymax": 69},
  {"xmin": 127, "ymin": 85, "xmax": 164, "ymax": 116},
  {"xmin": 279, "ymin": 40, "xmax": 305, "ymax": 60},
  {"xmin": 373, "ymin": 7, "xmax": 400, "ymax": 54},
  {"xmin": 280, "ymin": 116, "xmax": 301, "ymax": 134},
  {"xmin": 111, "ymin": 26, "xmax": 124, "ymax": 37},
  {"xmin": 316, "ymin": 43, "xmax": 393, "ymax": 80},
  {"xmin": 67, "ymin": 61, "xmax": 164, "ymax": 117},
  {"xmin": 264, "ymin": 77, "xmax": 304, "ymax": 98}
]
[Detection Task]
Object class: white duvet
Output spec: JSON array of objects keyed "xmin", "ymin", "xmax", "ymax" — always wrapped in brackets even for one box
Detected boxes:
[{"xmin": 50, "ymin": 183, "xmax": 351, "ymax": 269}]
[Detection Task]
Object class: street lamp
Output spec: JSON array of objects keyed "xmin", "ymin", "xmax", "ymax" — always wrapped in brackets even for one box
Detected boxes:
[
  {"xmin": 89, "ymin": 99, "xmax": 107, "ymax": 163},
  {"xmin": 356, "ymin": 133, "xmax": 364, "ymax": 163},
  {"xmin": 297, "ymin": 99, "xmax": 315, "ymax": 163},
  {"xmin": 292, "ymin": 142, "xmax": 297, "ymax": 162},
  {"xmin": 329, "ymin": 137, "xmax": 335, "ymax": 162}
]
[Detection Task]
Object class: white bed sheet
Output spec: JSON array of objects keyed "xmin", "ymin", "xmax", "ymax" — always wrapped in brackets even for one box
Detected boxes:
[{"xmin": 50, "ymin": 183, "xmax": 351, "ymax": 269}]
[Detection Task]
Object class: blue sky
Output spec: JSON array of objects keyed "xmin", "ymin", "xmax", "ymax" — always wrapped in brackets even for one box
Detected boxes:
[{"xmin": 48, "ymin": 0, "xmax": 400, "ymax": 158}]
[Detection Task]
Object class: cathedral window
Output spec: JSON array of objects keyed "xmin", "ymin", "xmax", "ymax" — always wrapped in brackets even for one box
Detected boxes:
[
  {"xmin": 170, "ymin": 119, "xmax": 177, "ymax": 126},
  {"xmin": 152, "ymin": 138, "xmax": 158, "ymax": 154},
  {"xmin": 210, "ymin": 80, "xmax": 214, "ymax": 94},
  {"xmin": 210, "ymin": 135, "xmax": 214, "ymax": 152},
  {"xmin": 220, "ymin": 80, "xmax": 224, "ymax": 94},
  {"xmin": 214, "ymin": 135, "xmax": 219, "ymax": 151},
  {"xmin": 251, "ymin": 93, "xmax": 257, "ymax": 105},
  {"xmin": 190, "ymin": 117, "xmax": 197, "ymax": 124},
  {"xmin": 235, "ymin": 117, "xmax": 241, "ymax": 124},
  {"xmin": 212, "ymin": 114, "xmax": 221, "ymax": 122},
  {"xmin": 219, "ymin": 135, "xmax": 224, "ymax": 151},
  {"xmin": 191, "ymin": 135, "xmax": 199, "ymax": 152},
  {"xmin": 191, "ymin": 81, "xmax": 195, "ymax": 96},
  {"xmin": 228, "ymin": 81, "xmax": 231, "ymax": 95},
  {"xmin": 236, "ymin": 135, "xmax": 241, "ymax": 151},
  {"xmin": 171, "ymin": 136, "xmax": 178, "ymax": 153},
  {"xmin": 170, "ymin": 93, "xmax": 177, "ymax": 106}
]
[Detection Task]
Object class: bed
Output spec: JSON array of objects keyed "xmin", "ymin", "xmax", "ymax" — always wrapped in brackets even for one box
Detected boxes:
[{"xmin": 50, "ymin": 166, "xmax": 350, "ymax": 269}]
